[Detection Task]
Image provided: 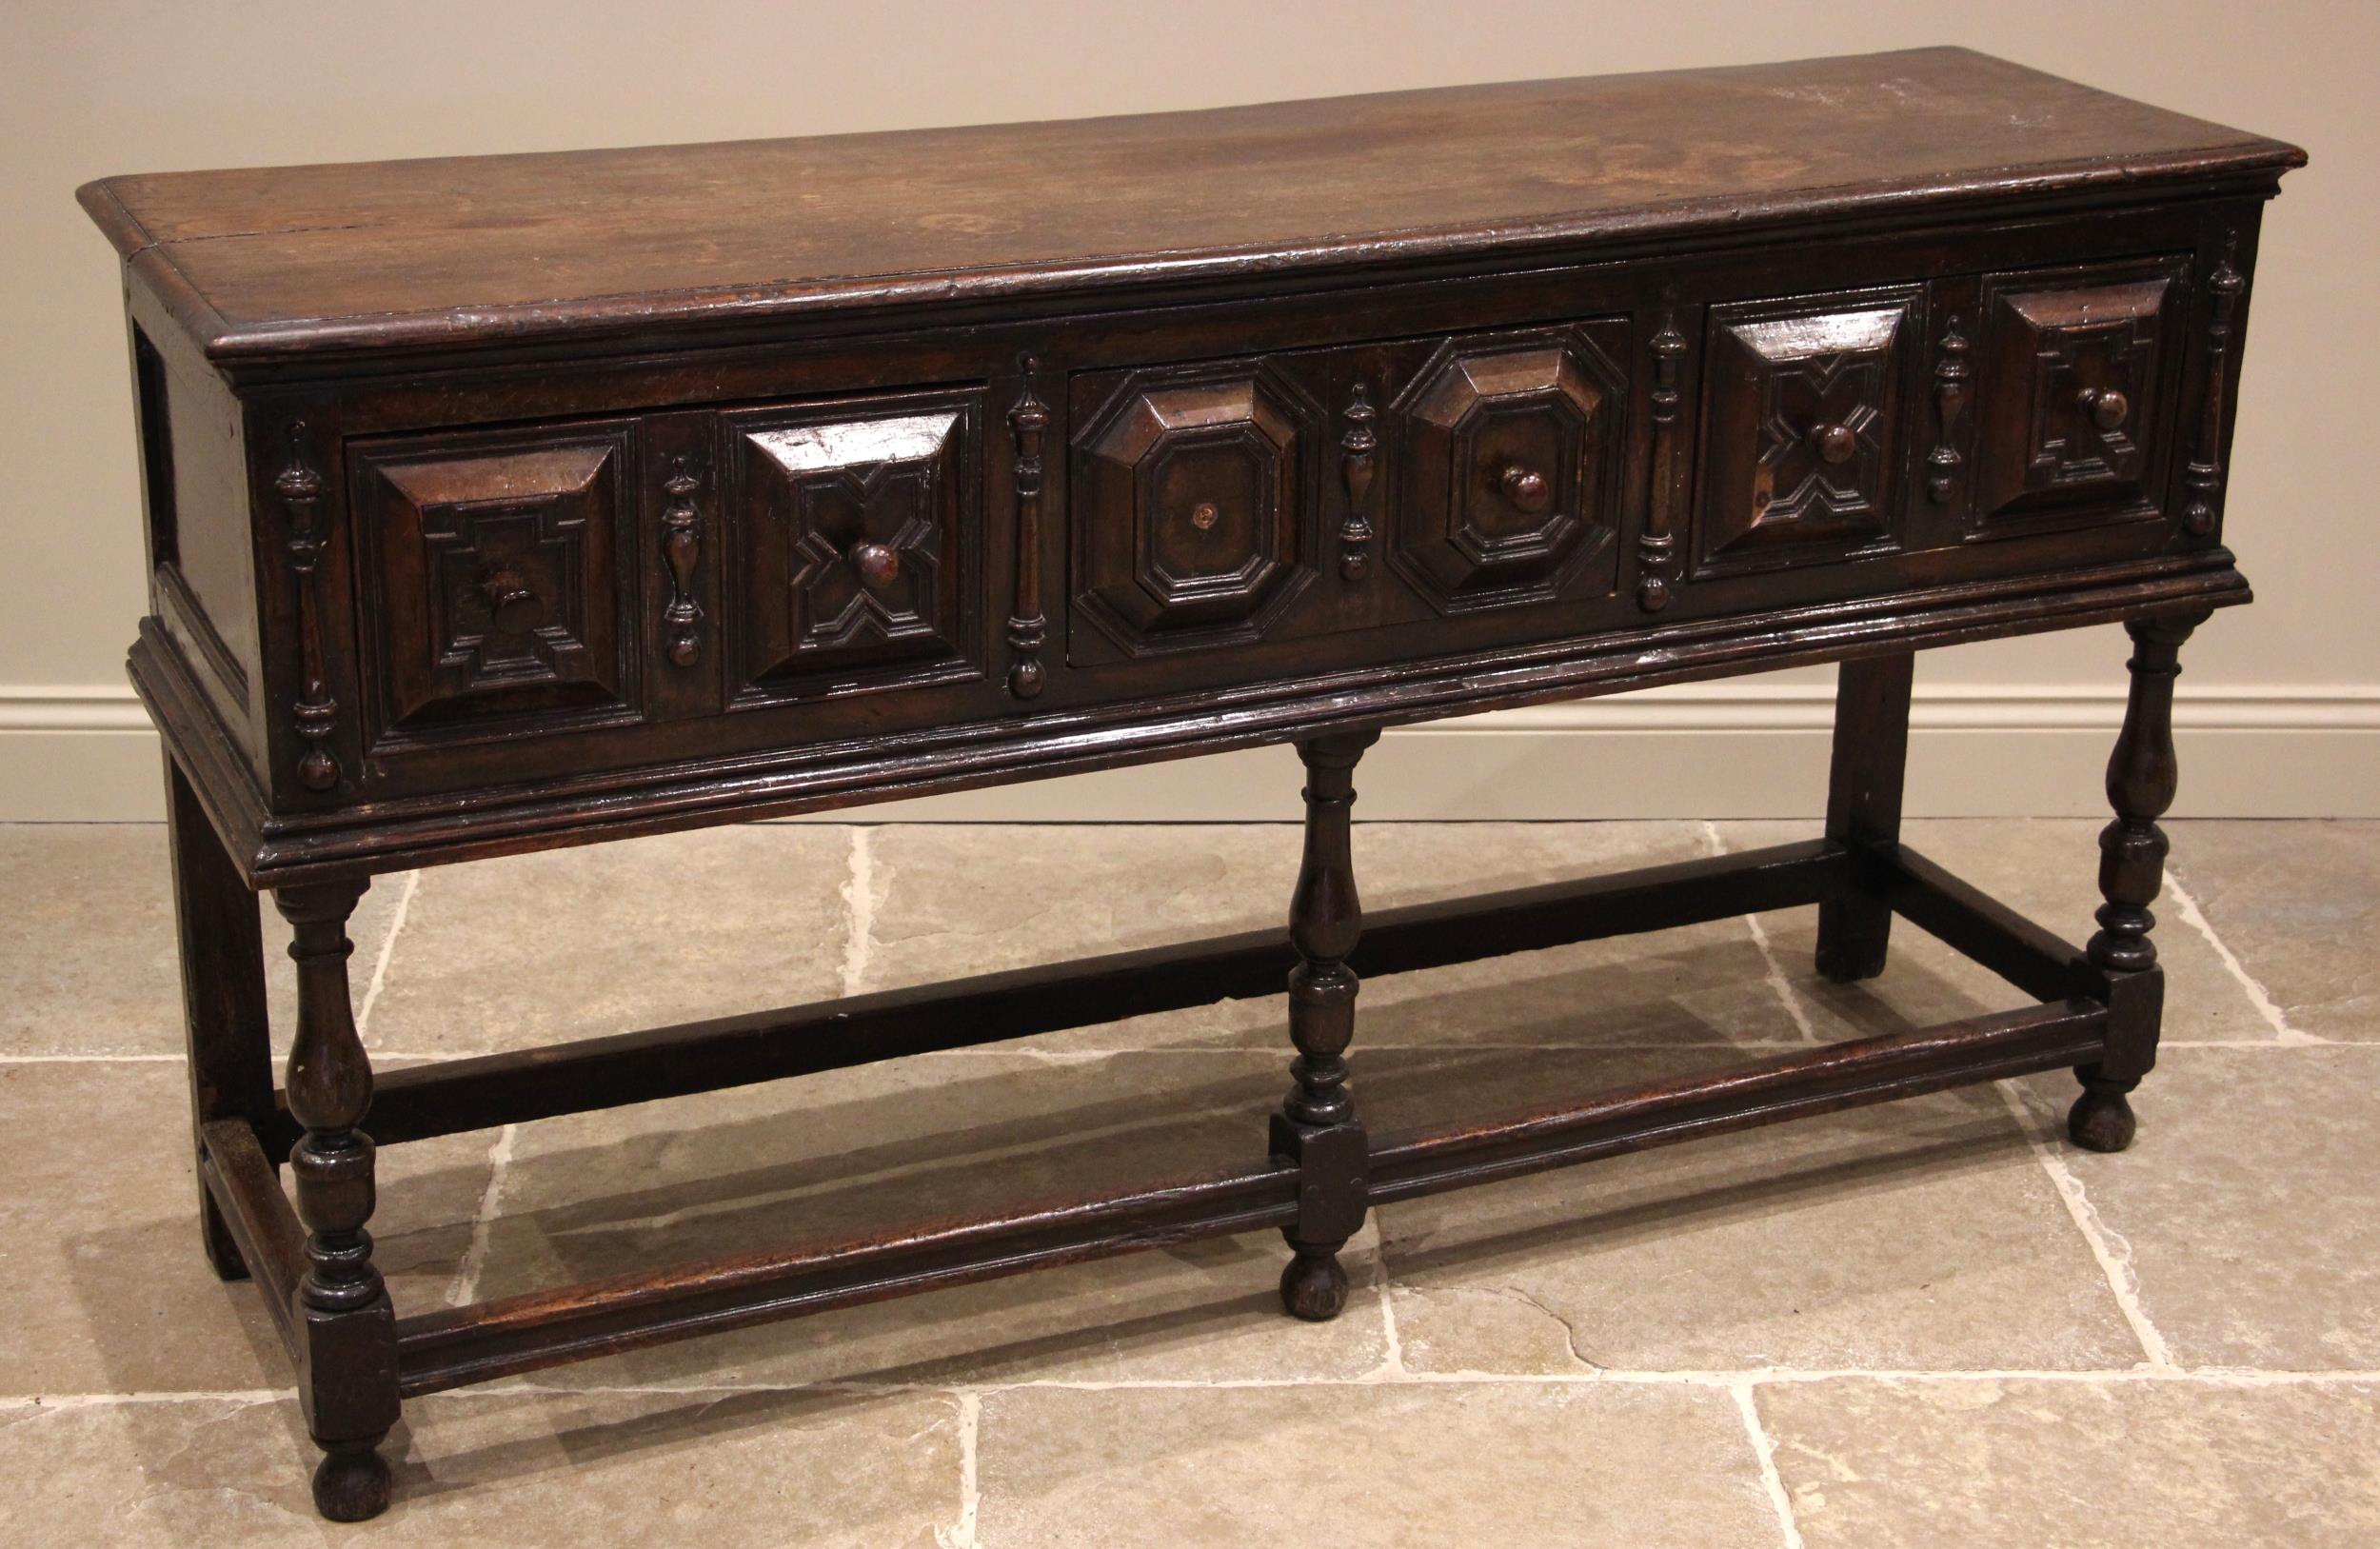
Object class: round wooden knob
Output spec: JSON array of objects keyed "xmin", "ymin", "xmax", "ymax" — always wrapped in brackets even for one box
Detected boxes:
[
  {"xmin": 1813, "ymin": 424, "xmax": 1859, "ymax": 465},
  {"xmin": 2077, "ymin": 387, "xmax": 2130, "ymax": 431},
  {"xmin": 1499, "ymin": 464, "xmax": 1551, "ymax": 514},
  {"xmin": 850, "ymin": 541, "xmax": 901, "ymax": 586},
  {"xmin": 478, "ymin": 570, "xmax": 543, "ymax": 635}
]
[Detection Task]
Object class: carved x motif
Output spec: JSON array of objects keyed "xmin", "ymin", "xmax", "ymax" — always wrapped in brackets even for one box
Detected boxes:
[
  {"xmin": 1755, "ymin": 351, "xmax": 1882, "ymax": 520},
  {"xmin": 786, "ymin": 464, "xmax": 940, "ymax": 647}
]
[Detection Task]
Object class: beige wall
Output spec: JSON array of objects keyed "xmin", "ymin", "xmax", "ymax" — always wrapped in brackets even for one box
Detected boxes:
[{"xmin": 5, "ymin": 1, "xmax": 2372, "ymax": 821}]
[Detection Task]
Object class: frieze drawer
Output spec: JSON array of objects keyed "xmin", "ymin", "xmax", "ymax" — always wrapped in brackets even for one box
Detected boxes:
[
  {"xmin": 1064, "ymin": 321, "xmax": 1633, "ymax": 666},
  {"xmin": 1965, "ymin": 255, "xmax": 2190, "ymax": 537},
  {"xmin": 348, "ymin": 387, "xmax": 996, "ymax": 765},
  {"xmin": 721, "ymin": 387, "xmax": 988, "ymax": 704},
  {"xmin": 349, "ymin": 419, "xmax": 646, "ymax": 754}
]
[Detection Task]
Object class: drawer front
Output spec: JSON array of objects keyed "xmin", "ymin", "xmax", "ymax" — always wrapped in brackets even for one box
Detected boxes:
[
  {"xmin": 1693, "ymin": 286, "xmax": 1919, "ymax": 579},
  {"xmin": 349, "ymin": 421, "xmax": 644, "ymax": 749},
  {"xmin": 723, "ymin": 389, "xmax": 986, "ymax": 702},
  {"xmin": 1068, "ymin": 363, "xmax": 1323, "ymax": 658},
  {"xmin": 1064, "ymin": 322, "xmax": 1630, "ymax": 665},
  {"xmin": 1387, "ymin": 329, "xmax": 1626, "ymax": 614},
  {"xmin": 316, "ymin": 228, "xmax": 2230, "ymax": 808},
  {"xmin": 1968, "ymin": 257, "xmax": 2186, "ymax": 533}
]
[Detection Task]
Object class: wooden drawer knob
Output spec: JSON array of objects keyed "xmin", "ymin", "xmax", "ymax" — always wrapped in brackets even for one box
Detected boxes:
[
  {"xmin": 2076, "ymin": 386, "xmax": 2130, "ymax": 431},
  {"xmin": 1499, "ymin": 464, "xmax": 1552, "ymax": 514},
  {"xmin": 1812, "ymin": 423, "xmax": 1859, "ymax": 465},
  {"xmin": 850, "ymin": 541, "xmax": 901, "ymax": 586},
  {"xmin": 477, "ymin": 570, "xmax": 544, "ymax": 635}
]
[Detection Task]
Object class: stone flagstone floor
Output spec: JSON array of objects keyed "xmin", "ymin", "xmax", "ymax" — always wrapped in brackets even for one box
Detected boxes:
[{"xmin": 1, "ymin": 818, "xmax": 2376, "ymax": 1546}]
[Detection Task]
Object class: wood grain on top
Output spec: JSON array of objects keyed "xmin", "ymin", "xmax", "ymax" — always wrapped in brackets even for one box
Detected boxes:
[{"xmin": 80, "ymin": 48, "xmax": 2301, "ymax": 361}]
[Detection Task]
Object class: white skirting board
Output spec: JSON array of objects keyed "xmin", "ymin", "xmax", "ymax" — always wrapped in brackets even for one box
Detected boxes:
[{"xmin": 3, "ymin": 682, "xmax": 2374, "ymax": 823}]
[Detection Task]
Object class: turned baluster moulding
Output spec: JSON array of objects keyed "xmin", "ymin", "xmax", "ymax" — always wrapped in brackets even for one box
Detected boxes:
[{"xmin": 80, "ymin": 47, "xmax": 2301, "ymax": 1519}]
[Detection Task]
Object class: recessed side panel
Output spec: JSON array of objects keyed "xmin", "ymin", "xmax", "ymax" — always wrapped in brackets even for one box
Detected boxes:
[
  {"xmin": 131, "ymin": 316, "xmax": 264, "ymax": 753},
  {"xmin": 1694, "ymin": 287, "xmax": 1918, "ymax": 578}
]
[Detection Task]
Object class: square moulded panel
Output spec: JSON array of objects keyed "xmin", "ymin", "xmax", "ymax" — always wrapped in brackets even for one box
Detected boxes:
[
  {"xmin": 1694, "ymin": 287, "xmax": 1918, "ymax": 579},
  {"xmin": 724, "ymin": 389, "xmax": 983, "ymax": 701},
  {"xmin": 351, "ymin": 421, "xmax": 643, "ymax": 748},
  {"xmin": 1970, "ymin": 257, "xmax": 2185, "ymax": 534}
]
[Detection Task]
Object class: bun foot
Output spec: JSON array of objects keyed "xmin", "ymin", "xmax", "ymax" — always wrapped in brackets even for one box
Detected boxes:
[
  {"xmin": 311, "ymin": 1440, "xmax": 391, "ymax": 1522},
  {"xmin": 2067, "ymin": 1083, "xmax": 2138, "ymax": 1154},
  {"xmin": 1279, "ymin": 1247, "xmax": 1349, "ymax": 1322}
]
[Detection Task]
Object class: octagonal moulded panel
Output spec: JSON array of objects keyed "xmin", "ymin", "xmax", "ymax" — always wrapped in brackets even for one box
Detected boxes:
[
  {"xmin": 1390, "ymin": 332, "xmax": 1624, "ymax": 614},
  {"xmin": 1071, "ymin": 367, "xmax": 1319, "ymax": 656}
]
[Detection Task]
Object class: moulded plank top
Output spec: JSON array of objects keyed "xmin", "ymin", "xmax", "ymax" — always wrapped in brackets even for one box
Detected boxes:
[{"xmin": 80, "ymin": 47, "xmax": 2302, "ymax": 365}]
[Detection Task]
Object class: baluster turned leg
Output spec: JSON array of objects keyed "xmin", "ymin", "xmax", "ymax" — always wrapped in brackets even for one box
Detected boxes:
[
  {"xmin": 2070, "ymin": 611, "xmax": 2208, "ymax": 1153},
  {"xmin": 1815, "ymin": 652, "xmax": 1915, "ymax": 983},
  {"xmin": 1272, "ymin": 730, "xmax": 1380, "ymax": 1321},
  {"xmin": 275, "ymin": 881, "xmax": 400, "ymax": 1521}
]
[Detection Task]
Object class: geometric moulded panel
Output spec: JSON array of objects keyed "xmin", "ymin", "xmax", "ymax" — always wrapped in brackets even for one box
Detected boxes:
[
  {"xmin": 726, "ymin": 392, "xmax": 981, "ymax": 699},
  {"xmin": 1972, "ymin": 264, "xmax": 2179, "ymax": 530},
  {"xmin": 1695, "ymin": 288, "xmax": 1916, "ymax": 578},
  {"xmin": 1071, "ymin": 366, "xmax": 1317, "ymax": 656},
  {"xmin": 352, "ymin": 423, "xmax": 640, "ymax": 743},
  {"xmin": 1390, "ymin": 330, "xmax": 1623, "ymax": 614}
]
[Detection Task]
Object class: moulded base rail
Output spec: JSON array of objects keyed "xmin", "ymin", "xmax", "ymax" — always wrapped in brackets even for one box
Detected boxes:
[{"xmin": 194, "ymin": 837, "xmax": 2113, "ymax": 1399}]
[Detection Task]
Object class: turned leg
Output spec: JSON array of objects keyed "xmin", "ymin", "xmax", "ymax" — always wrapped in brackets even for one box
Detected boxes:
[
  {"xmin": 163, "ymin": 757, "xmax": 273, "ymax": 1280},
  {"xmin": 275, "ymin": 881, "xmax": 400, "ymax": 1521},
  {"xmin": 1271, "ymin": 730, "xmax": 1380, "ymax": 1321},
  {"xmin": 2069, "ymin": 611, "xmax": 2208, "ymax": 1154},
  {"xmin": 1815, "ymin": 652, "xmax": 1914, "ymax": 983}
]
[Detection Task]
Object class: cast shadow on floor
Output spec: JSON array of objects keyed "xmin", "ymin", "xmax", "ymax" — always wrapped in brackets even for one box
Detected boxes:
[{"xmin": 86, "ymin": 914, "xmax": 2048, "ymax": 1504}]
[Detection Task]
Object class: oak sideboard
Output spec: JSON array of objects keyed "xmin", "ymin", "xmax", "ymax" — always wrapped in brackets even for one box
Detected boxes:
[{"xmin": 79, "ymin": 47, "xmax": 2303, "ymax": 1519}]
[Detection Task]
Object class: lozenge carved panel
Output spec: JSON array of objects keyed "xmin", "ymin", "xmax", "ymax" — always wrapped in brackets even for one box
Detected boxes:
[
  {"xmin": 1694, "ymin": 288, "xmax": 1917, "ymax": 578},
  {"xmin": 725, "ymin": 391, "xmax": 982, "ymax": 701}
]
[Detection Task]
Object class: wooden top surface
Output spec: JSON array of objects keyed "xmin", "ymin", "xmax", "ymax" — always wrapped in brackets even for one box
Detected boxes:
[{"xmin": 81, "ymin": 48, "xmax": 2300, "ymax": 364}]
